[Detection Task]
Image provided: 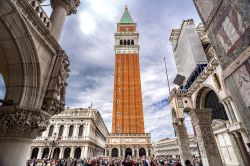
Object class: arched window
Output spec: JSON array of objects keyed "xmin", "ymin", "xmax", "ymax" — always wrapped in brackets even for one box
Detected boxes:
[
  {"xmin": 48, "ymin": 125, "xmax": 54, "ymax": 137},
  {"xmin": 127, "ymin": 40, "xmax": 130, "ymax": 45},
  {"xmin": 124, "ymin": 40, "xmax": 127, "ymax": 45},
  {"xmin": 78, "ymin": 125, "xmax": 84, "ymax": 137},
  {"xmin": 213, "ymin": 73, "xmax": 221, "ymax": 90},
  {"xmin": 120, "ymin": 40, "xmax": 123, "ymax": 45},
  {"xmin": 58, "ymin": 125, "xmax": 64, "ymax": 137},
  {"xmin": 68, "ymin": 125, "xmax": 74, "ymax": 137},
  {"xmin": 131, "ymin": 40, "xmax": 134, "ymax": 45}
]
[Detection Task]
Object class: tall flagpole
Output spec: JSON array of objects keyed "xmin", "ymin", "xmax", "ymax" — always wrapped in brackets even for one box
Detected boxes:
[{"xmin": 164, "ymin": 56, "xmax": 171, "ymax": 95}]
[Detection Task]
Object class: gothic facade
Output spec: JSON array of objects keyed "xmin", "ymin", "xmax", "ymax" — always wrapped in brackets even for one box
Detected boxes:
[
  {"xmin": 30, "ymin": 108, "xmax": 109, "ymax": 160},
  {"xmin": 0, "ymin": 0, "xmax": 80, "ymax": 165}
]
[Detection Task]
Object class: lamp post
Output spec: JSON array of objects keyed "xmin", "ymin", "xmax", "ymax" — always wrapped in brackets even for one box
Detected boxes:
[{"xmin": 45, "ymin": 133, "xmax": 61, "ymax": 160}]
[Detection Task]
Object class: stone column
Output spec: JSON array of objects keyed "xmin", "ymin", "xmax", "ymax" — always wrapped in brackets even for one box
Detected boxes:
[
  {"xmin": 81, "ymin": 146, "xmax": 85, "ymax": 159},
  {"xmin": 232, "ymin": 132, "xmax": 250, "ymax": 166},
  {"xmin": 73, "ymin": 124, "xmax": 79, "ymax": 138},
  {"xmin": 86, "ymin": 123, "xmax": 91, "ymax": 137},
  {"xmin": 63, "ymin": 124, "xmax": 69, "ymax": 138},
  {"xmin": 173, "ymin": 120, "xmax": 192, "ymax": 165},
  {"xmin": 37, "ymin": 147, "xmax": 43, "ymax": 159},
  {"xmin": 50, "ymin": 0, "xmax": 80, "ymax": 41},
  {"xmin": 190, "ymin": 109, "xmax": 223, "ymax": 166},
  {"xmin": 222, "ymin": 101, "xmax": 233, "ymax": 123},
  {"xmin": 70, "ymin": 146, "xmax": 75, "ymax": 158},
  {"xmin": 59, "ymin": 147, "xmax": 64, "ymax": 159},
  {"xmin": 225, "ymin": 100, "xmax": 237, "ymax": 122},
  {"xmin": 136, "ymin": 147, "xmax": 139, "ymax": 158},
  {"xmin": 84, "ymin": 145, "xmax": 89, "ymax": 158},
  {"xmin": 146, "ymin": 148, "xmax": 149, "ymax": 157},
  {"xmin": 0, "ymin": 106, "xmax": 50, "ymax": 166}
]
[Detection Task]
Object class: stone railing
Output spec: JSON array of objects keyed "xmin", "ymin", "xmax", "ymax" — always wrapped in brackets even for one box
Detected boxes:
[
  {"xmin": 13, "ymin": 0, "xmax": 52, "ymax": 30},
  {"xmin": 109, "ymin": 133, "xmax": 151, "ymax": 137},
  {"xmin": 27, "ymin": 0, "xmax": 52, "ymax": 29}
]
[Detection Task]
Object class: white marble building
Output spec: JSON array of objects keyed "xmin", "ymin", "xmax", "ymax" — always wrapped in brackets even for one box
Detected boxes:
[
  {"xmin": 153, "ymin": 135, "xmax": 198, "ymax": 158},
  {"xmin": 30, "ymin": 108, "xmax": 109, "ymax": 160}
]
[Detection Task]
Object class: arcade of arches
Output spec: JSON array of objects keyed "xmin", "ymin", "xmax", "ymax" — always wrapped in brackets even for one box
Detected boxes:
[
  {"xmin": 30, "ymin": 146, "xmax": 85, "ymax": 160},
  {"xmin": 110, "ymin": 147, "xmax": 148, "ymax": 158},
  {"xmin": 170, "ymin": 87, "xmax": 250, "ymax": 166}
]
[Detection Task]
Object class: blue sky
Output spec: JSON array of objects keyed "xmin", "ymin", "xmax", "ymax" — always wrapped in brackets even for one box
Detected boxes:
[{"xmin": 0, "ymin": 0, "xmax": 200, "ymax": 142}]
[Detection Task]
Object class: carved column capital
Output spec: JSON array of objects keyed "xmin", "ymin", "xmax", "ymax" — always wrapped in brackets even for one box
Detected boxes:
[
  {"xmin": 42, "ymin": 97, "xmax": 65, "ymax": 116},
  {"xmin": 51, "ymin": 0, "xmax": 80, "ymax": 15},
  {"xmin": 0, "ymin": 106, "xmax": 50, "ymax": 139}
]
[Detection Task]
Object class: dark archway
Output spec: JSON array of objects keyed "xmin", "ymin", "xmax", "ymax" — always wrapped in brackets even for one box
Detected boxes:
[
  {"xmin": 74, "ymin": 147, "xmax": 81, "ymax": 159},
  {"xmin": 139, "ymin": 148, "xmax": 146, "ymax": 157},
  {"xmin": 125, "ymin": 148, "xmax": 132, "ymax": 157},
  {"xmin": 111, "ymin": 148, "xmax": 118, "ymax": 157},
  {"xmin": 42, "ymin": 148, "xmax": 50, "ymax": 159},
  {"xmin": 58, "ymin": 125, "xmax": 64, "ymax": 137},
  {"xmin": 31, "ymin": 147, "xmax": 39, "ymax": 159},
  {"xmin": 63, "ymin": 148, "xmax": 71, "ymax": 159},
  {"xmin": 52, "ymin": 148, "xmax": 60, "ymax": 159},
  {"xmin": 205, "ymin": 90, "xmax": 228, "ymax": 120},
  {"xmin": 120, "ymin": 40, "xmax": 123, "ymax": 45}
]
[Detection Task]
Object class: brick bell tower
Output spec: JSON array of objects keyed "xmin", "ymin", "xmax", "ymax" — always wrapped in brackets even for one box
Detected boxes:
[
  {"xmin": 106, "ymin": 6, "xmax": 151, "ymax": 158},
  {"xmin": 112, "ymin": 5, "xmax": 145, "ymax": 134}
]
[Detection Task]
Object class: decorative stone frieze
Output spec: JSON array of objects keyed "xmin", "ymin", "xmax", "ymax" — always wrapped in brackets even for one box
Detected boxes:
[{"xmin": 0, "ymin": 106, "xmax": 50, "ymax": 139}]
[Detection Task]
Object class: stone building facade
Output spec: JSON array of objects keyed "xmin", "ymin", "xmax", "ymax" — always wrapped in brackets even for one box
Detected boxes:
[
  {"xmin": 0, "ymin": 0, "xmax": 80, "ymax": 165},
  {"xmin": 153, "ymin": 135, "xmax": 198, "ymax": 159},
  {"xmin": 169, "ymin": 19, "xmax": 250, "ymax": 166},
  {"xmin": 30, "ymin": 108, "xmax": 109, "ymax": 160},
  {"xmin": 106, "ymin": 6, "xmax": 152, "ymax": 158}
]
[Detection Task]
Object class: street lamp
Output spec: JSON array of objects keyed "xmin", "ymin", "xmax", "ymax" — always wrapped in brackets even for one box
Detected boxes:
[{"xmin": 45, "ymin": 133, "xmax": 61, "ymax": 160}]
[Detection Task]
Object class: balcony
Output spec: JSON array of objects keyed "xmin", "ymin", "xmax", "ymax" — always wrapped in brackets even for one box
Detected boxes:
[{"xmin": 14, "ymin": 0, "xmax": 52, "ymax": 30}]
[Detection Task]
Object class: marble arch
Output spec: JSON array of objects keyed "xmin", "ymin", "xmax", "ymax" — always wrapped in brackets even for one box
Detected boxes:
[{"xmin": 0, "ymin": 0, "xmax": 80, "ymax": 165}]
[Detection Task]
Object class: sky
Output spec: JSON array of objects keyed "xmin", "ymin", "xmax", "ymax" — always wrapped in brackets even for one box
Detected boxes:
[{"xmin": 0, "ymin": 0, "xmax": 200, "ymax": 142}]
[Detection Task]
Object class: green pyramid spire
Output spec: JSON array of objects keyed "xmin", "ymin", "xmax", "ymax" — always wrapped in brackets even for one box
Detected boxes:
[{"xmin": 119, "ymin": 6, "xmax": 134, "ymax": 24}]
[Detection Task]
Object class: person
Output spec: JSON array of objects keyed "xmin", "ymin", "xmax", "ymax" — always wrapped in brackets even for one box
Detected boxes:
[
  {"xmin": 122, "ymin": 156, "xmax": 134, "ymax": 166},
  {"xmin": 185, "ymin": 160, "xmax": 193, "ymax": 166}
]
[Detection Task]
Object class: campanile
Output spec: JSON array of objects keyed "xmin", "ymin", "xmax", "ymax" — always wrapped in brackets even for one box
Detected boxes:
[
  {"xmin": 112, "ymin": 6, "xmax": 145, "ymax": 134},
  {"xmin": 106, "ymin": 7, "xmax": 151, "ymax": 158}
]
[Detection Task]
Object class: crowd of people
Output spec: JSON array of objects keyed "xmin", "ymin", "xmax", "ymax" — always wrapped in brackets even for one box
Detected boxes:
[{"xmin": 27, "ymin": 156, "xmax": 202, "ymax": 166}]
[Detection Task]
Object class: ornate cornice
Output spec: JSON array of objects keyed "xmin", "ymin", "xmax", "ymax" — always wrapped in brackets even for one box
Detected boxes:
[{"xmin": 51, "ymin": 0, "xmax": 80, "ymax": 15}]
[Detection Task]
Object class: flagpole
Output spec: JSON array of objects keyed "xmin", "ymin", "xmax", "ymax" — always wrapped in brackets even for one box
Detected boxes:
[{"xmin": 164, "ymin": 56, "xmax": 171, "ymax": 95}]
